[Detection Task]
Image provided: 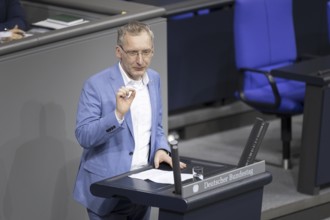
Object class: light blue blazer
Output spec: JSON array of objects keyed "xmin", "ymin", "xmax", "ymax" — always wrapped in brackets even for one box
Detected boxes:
[{"xmin": 73, "ymin": 63, "xmax": 170, "ymax": 215}]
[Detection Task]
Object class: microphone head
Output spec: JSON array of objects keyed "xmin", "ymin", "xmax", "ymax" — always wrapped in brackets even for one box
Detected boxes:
[
  {"xmin": 168, "ymin": 139, "xmax": 178, "ymax": 147},
  {"xmin": 168, "ymin": 133, "xmax": 179, "ymax": 145}
]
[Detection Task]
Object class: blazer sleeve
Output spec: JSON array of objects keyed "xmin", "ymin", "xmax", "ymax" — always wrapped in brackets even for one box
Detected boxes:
[{"xmin": 75, "ymin": 76, "xmax": 123, "ymax": 149}]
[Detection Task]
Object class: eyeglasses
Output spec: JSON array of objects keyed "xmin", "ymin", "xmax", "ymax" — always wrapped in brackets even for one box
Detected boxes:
[{"xmin": 119, "ymin": 45, "xmax": 153, "ymax": 58}]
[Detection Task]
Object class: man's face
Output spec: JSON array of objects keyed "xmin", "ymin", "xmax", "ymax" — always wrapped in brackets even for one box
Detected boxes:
[{"xmin": 116, "ymin": 31, "xmax": 153, "ymax": 80}]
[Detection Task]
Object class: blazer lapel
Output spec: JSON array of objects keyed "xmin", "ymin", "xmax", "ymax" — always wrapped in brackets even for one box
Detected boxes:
[{"xmin": 147, "ymin": 73, "xmax": 157, "ymax": 141}]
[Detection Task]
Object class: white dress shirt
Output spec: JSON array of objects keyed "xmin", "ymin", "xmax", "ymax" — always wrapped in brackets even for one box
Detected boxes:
[{"xmin": 118, "ymin": 63, "xmax": 152, "ymax": 170}]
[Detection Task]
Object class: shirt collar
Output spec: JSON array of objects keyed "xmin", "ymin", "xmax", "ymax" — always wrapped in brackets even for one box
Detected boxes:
[{"xmin": 118, "ymin": 62, "xmax": 149, "ymax": 87}]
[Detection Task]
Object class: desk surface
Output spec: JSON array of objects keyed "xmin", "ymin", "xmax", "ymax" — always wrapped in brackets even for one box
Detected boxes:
[
  {"xmin": 271, "ymin": 55, "xmax": 330, "ymax": 86},
  {"xmin": 1, "ymin": 0, "xmax": 165, "ymax": 56}
]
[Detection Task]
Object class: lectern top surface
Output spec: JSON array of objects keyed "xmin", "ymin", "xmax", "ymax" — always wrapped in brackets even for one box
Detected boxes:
[{"xmin": 101, "ymin": 157, "xmax": 233, "ymax": 194}]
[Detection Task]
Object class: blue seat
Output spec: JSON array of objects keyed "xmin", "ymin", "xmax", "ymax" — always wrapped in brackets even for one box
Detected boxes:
[{"xmin": 234, "ymin": 0, "xmax": 306, "ymax": 169}]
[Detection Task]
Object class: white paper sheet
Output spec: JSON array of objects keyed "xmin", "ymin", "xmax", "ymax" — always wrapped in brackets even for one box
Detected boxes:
[
  {"xmin": 129, "ymin": 169, "xmax": 193, "ymax": 184},
  {"xmin": 32, "ymin": 19, "xmax": 89, "ymax": 30}
]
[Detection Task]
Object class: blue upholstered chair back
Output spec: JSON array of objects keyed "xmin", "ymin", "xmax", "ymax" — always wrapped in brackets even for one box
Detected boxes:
[
  {"xmin": 234, "ymin": 0, "xmax": 305, "ymax": 114},
  {"xmin": 234, "ymin": 0, "xmax": 297, "ymax": 90}
]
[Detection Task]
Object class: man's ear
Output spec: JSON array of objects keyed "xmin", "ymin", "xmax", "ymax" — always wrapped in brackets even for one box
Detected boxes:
[{"xmin": 115, "ymin": 46, "xmax": 122, "ymax": 59}]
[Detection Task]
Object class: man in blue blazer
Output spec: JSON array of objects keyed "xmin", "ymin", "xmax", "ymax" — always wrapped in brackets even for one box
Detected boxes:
[
  {"xmin": 0, "ymin": 0, "xmax": 29, "ymax": 31},
  {"xmin": 73, "ymin": 21, "xmax": 184, "ymax": 220}
]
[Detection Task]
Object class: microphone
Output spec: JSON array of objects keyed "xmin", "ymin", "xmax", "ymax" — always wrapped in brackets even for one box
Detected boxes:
[{"xmin": 169, "ymin": 139, "xmax": 182, "ymax": 195}]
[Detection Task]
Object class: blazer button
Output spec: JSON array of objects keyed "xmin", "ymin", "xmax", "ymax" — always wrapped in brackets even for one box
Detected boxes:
[{"xmin": 129, "ymin": 152, "xmax": 133, "ymax": 156}]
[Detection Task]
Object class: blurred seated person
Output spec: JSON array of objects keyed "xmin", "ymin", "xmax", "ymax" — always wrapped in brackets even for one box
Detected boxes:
[{"xmin": 0, "ymin": 0, "xmax": 29, "ymax": 42}]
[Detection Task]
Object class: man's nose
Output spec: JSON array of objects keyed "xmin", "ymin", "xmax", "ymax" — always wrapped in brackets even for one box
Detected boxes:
[{"xmin": 136, "ymin": 53, "xmax": 143, "ymax": 63}]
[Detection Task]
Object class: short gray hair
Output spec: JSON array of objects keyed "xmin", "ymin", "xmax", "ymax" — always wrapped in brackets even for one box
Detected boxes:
[{"xmin": 117, "ymin": 21, "xmax": 154, "ymax": 46}]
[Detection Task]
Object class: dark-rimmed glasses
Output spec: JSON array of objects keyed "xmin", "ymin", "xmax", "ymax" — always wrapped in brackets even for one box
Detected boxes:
[{"xmin": 119, "ymin": 45, "xmax": 153, "ymax": 59}]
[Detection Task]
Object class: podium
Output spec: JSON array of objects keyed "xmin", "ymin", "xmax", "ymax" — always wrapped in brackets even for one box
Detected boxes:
[{"xmin": 91, "ymin": 157, "xmax": 272, "ymax": 220}]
